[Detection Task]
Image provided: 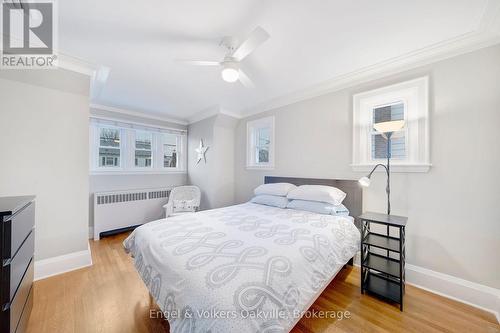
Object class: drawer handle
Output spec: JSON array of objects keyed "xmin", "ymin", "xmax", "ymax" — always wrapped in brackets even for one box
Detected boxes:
[{"xmin": 2, "ymin": 258, "xmax": 12, "ymax": 266}]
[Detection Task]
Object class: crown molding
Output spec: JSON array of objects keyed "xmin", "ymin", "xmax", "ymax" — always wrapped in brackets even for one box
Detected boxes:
[
  {"xmin": 240, "ymin": 1, "xmax": 500, "ymax": 118},
  {"xmin": 220, "ymin": 107, "xmax": 243, "ymax": 120},
  {"xmin": 1, "ymin": 31, "xmax": 98, "ymax": 76},
  {"xmin": 90, "ymin": 103, "xmax": 188, "ymax": 126},
  {"xmin": 187, "ymin": 105, "xmax": 242, "ymax": 124},
  {"xmin": 57, "ymin": 53, "xmax": 98, "ymax": 76}
]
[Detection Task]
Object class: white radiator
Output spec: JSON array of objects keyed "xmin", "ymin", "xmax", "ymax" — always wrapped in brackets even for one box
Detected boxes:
[{"xmin": 93, "ymin": 187, "xmax": 170, "ymax": 240}]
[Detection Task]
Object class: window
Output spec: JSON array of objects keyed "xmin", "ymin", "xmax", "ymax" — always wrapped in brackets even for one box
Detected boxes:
[
  {"xmin": 98, "ymin": 127, "xmax": 121, "ymax": 167},
  {"xmin": 134, "ymin": 131, "xmax": 152, "ymax": 167},
  {"xmin": 161, "ymin": 133, "xmax": 178, "ymax": 168},
  {"xmin": 352, "ymin": 77, "xmax": 430, "ymax": 172},
  {"xmin": 90, "ymin": 119, "xmax": 187, "ymax": 174},
  {"xmin": 247, "ymin": 116, "xmax": 274, "ymax": 169}
]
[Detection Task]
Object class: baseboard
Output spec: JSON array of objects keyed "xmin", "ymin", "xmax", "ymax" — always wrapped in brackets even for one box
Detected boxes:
[
  {"xmin": 34, "ymin": 243, "xmax": 93, "ymax": 281},
  {"xmin": 353, "ymin": 251, "xmax": 500, "ymax": 323},
  {"xmin": 405, "ymin": 264, "xmax": 500, "ymax": 324}
]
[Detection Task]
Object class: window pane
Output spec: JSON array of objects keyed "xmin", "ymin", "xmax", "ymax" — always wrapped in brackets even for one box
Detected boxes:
[
  {"xmin": 257, "ymin": 127, "xmax": 270, "ymax": 146},
  {"xmin": 373, "ymin": 102, "xmax": 404, "ymax": 123},
  {"xmin": 99, "ymin": 128, "xmax": 120, "ymax": 147},
  {"xmin": 99, "ymin": 148, "xmax": 120, "ymax": 167},
  {"xmin": 162, "ymin": 133, "xmax": 178, "ymax": 168},
  {"xmin": 135, "ymin": 131, "xmax": 152, "ymax": 167},
  {"xmin": 163, "ymin": 144, "xmax": 177, "ymax": 168},
  {"xmin": 135, "ymin": 131, "xmax": 152, "ymax": 150},
  {"xmin": 257, "ymin": 147, "xmax": 269, "ymax": 163},
  {"xmin": 372, "ymin": 102, "xmax": 405, "ymax": 159},
  {"xmin": 371, "ymin": 133, "xmax": 406, "ymax": 159},
  {"xmin": 98, "ymin": 127, "xmax": 120, "ymax": 167}
]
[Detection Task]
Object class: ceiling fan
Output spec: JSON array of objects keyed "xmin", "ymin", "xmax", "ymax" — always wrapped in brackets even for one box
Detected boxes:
[{"xmin": 176, "ymin": 26, "xmax": 270, "ymax": 87}]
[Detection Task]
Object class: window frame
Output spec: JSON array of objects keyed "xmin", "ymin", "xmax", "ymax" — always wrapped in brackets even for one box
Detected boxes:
[
  {"xmin": 246, "ymin": 116, "xmax": 275, "ymax": 170},
  {"xmin": 352, "ymin": 76, "xmax": 430, "ymax": 173},
  {"xmin": 89, "ymin": 120, "xmax": 187, "ymax": 175}
]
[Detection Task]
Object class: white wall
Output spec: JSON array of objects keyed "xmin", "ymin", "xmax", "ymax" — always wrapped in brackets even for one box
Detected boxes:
[
  {"xmin": 234, "ymin": 44, "xmax": 500, "ymax": 290},
  {"xmin": 188, "ymin": 114, "xmax": 238, "ymax": 210},
  {"xmin": 0, "ymin": 69, "xmax": 90, "ymax": 260},
  {"xmin": 88, "ymin": 107, "xmax": 188, "ymax": 230}
]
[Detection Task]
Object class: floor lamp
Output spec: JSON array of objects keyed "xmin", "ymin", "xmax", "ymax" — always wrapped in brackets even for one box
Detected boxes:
[{"xmin": 358, "ymin": 120, "xmax": 405, "ymax": 215}]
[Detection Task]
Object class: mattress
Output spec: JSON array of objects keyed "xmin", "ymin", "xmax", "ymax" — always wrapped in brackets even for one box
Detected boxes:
[{"xmin": 123, "ymin": 202, "xmax": 360, "ymax": 333}]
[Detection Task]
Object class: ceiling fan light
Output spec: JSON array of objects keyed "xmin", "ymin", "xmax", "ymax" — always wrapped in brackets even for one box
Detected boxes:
[{"xmin": 221, "ymin": 67, "xmax": 239, "ymax": 82}]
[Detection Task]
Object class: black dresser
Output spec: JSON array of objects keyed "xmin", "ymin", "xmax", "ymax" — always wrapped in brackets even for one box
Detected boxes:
[{"xmin": 0, "ymin": 196, "xmax": 35, "ymax": 333}]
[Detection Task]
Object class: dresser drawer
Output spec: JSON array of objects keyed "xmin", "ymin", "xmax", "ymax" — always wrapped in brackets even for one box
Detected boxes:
[
  {"xmin": 9, "ymin": 259, "xmax": 34, "ymax": 333},
  {"xmin": 2, "ymin": 201, "xmax": 35, "ymax": 260},
  {"xmin": 2, "ymin": 230, "xmax": 34, "ymax": 303},
  {"xmin": 13, "ymin": 285, "xmax": 32, "ymax": 333}
]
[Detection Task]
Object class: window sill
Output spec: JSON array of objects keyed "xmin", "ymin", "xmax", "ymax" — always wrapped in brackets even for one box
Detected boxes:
[
  {"xmin": 90, "ymin": 169, "xmax": 187, "ymax": 176},
  {"xmin": 246, "ymin": 165, "xmax": 275, "ymax": 171},
  {"xmin": 351, "ymin": 163, "xmax": 431, "ymax": 173}
]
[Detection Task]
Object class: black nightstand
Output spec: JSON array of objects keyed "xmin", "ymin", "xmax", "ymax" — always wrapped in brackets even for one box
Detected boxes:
[{"xmin": 359, "ymin": 212, "xmax": 407, "ymax": 311}]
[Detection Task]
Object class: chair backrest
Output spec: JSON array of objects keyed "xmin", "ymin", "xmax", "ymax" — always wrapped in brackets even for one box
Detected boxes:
[{"xmin": 169, "ymin": 186, "xmax": 201, "ymax": 212}]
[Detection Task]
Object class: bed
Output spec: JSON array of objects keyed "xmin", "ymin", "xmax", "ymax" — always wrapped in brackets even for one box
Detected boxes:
[{"xmin": 123, "ymin": 176, "xmax": 362, "ymax": 333}]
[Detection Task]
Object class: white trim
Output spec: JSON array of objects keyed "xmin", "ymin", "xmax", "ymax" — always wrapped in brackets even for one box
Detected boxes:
[
  {"xmin": 220, "ymin": 107, "xmax": 243, "ymax": 120},
  {"xmin": 352, "ymin": 255, "xmax": 500, "ymax": 323},
  {"xmin": 89, "ymin": 115, "xmax": 187, "ymax": 134},
  {"xmin": 90, "ymin": 104, "xmax": 188, "ymax": 126},
  {"xmin": 187, "ymin": 105, "xmax": 221, "ymax": 124},
  {"xmin": 245, "ymin": 166, "xmax": 275, "ymax": 171},
  {"xmin": 34, "ymin": 243, "xmax": 93, "ymax": 281},
  {"xmin": 351, "ymin": 164, "xmax": 432, "ymax": 173},
  {"xmin": 352, "ymin": 76, "xmax": 430, "ymax": 172},
  {"xmin": 0, "ymin": 32, "xmax": 98, "ymax": 76},
  {"xmin": 240, "ymin": 0, "xmax": 500, "ymax": 118},
  {"xmin": 187, "ymin": 105, "xmax": 242, "ymax": 124},
  {"xmin": 90, "ymin": 169, "xmax": 187, "ymax": 176},
  {"xmin": 57, "ymin": 53, "xmax": 98, "ymax": 76},
  {"xmin": 405, "ymin": 264, "xmax": 500, "ymax": 323}
]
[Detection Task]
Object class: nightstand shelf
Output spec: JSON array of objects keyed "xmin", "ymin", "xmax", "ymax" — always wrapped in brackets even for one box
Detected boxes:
[
  {"xmin": 363, "ymin": 253, "xmax": 400, "ymax": 279},
  {"xmin": 359, "ymin": 212, "xmax": 407, "ymax": 311},
  {"xmin": 364, "ymin": 272, "xmax": 401, "ymax": 304},
  {"xmin": 363, "ymin": 233, "xmax": 400, "ymax": 252}
]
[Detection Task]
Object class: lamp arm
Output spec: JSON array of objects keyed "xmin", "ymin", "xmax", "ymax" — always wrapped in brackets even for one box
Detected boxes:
[
  {"xmin": 366, "ymin": 163, "xmax": 391, "ymax": 215},
  {"xmin": 367, "ymin": 163, "xmax": 389, "ymax": 177}
]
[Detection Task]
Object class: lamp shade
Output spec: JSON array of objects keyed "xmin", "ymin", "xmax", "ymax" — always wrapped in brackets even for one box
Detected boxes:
[
  {"xmin": 358, "ymin": 176, "xmax": 371, "ymax": 187},
  {"xmin": 373, "ymin": 120, "xmax": 405, "ymax": 133}
]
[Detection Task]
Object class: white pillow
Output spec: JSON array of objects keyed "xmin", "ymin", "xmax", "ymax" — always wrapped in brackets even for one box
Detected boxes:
[
  {"xmin": 251, "ymin": 195, "xmax": 289, "ymax": 208},
  {"xmin": 287, "ymin": 185, "xmax": 346, "ymax": 206},
  {"xmin": 254, "ymin": 183, "xmax": 297, "ymax": 197}
]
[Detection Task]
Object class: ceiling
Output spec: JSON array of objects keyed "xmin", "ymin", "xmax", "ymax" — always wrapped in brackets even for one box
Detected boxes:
[{"xmin": 59, "ymin": 0, "xmax": 496, "ymax": 122}]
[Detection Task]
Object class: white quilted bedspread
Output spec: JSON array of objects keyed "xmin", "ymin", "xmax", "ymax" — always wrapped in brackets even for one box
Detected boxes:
[{"xmin": 124, "ymin": 203, "xmax": 360, "ymax": 333}]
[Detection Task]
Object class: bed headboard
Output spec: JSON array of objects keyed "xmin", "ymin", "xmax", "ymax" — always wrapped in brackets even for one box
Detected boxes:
[{"xmin": 264, "ymin": 176, "xmax": 363, "ymax": 228}]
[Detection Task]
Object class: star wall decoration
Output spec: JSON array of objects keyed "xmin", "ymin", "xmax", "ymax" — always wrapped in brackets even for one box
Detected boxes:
[{"xmin": 195, "ymin": 139, "xmax": 209, "ymax": 164}]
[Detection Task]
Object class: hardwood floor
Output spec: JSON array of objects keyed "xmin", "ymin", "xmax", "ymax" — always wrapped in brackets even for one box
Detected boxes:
[{"xmin": 26, "ymin": 232, "xmax": 499, "ymax": 333}]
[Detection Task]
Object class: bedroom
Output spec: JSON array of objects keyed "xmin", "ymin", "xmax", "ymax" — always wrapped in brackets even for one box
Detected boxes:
[{"xmin": 0, "ymin": 0, "xmax": 499, "ymax": 332}]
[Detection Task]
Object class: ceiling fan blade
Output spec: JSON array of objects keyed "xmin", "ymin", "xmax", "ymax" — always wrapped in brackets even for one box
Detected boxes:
[
  {"xmin": 238, "ymin": 69, "xmax": 255, "ymax": 88},
  {"xmin": 232, "ymin": 26, "xmax": 270, "ymax": 61},
  {"xmin": 175, "ymin": 60, "xmax": 220, "ymax": 66}
]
